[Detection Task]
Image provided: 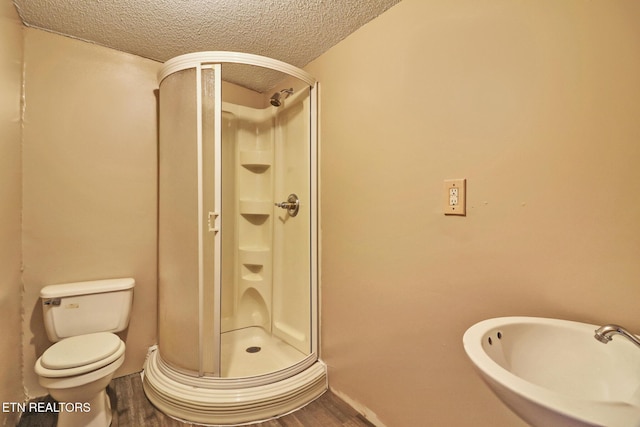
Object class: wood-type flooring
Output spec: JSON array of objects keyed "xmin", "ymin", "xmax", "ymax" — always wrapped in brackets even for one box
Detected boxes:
[{"xmin": 17, "ymin": 373, "xmax": 374, "ymax": 427}]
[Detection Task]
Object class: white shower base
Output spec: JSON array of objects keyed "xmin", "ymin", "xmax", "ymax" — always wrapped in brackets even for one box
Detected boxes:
[
  {"xmin": 142, "ymin": 333, "xmax": 327, "ymax": 425},
  {"xmin": 221, "ymin": 326, "xmax": 307, "ymax": 377}
]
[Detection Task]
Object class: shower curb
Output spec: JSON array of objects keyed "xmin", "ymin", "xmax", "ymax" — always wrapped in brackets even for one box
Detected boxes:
[{"xmin": 142, "ymin": 348, "xmax": 327, "ymax": 425}]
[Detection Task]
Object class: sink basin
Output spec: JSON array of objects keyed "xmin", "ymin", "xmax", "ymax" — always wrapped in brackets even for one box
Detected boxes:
[{"xmin": 463, "ymin": 317, "xmax": 640, "ymax": 427}]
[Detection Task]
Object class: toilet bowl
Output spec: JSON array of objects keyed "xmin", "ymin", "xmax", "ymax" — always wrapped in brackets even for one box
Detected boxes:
[
  {"xmin": 35, "ymin": 333, "xmax": 125, "ymax": 427},
  {"xmin": 34, "ymin": 278, "xmax": 134, "ymax": 427}
]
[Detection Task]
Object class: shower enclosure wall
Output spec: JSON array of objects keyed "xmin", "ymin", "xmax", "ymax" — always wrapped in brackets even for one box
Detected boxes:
[{"xmin": 143, "ymin": 52, "xmax": 326, "ymax": 425}]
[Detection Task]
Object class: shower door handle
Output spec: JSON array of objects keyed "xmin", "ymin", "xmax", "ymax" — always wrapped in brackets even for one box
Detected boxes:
[
  {"xmin": 275, "ymin": 193, "xmax": 300, "ymax": 217},
  {"xmin": 208, "ymin": 211, "xmax": 219, "ymax": 233}
]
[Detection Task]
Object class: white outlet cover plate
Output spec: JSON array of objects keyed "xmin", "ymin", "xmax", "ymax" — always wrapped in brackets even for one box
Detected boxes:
[{"xmin": 444, "ymin": 179, "xmax": 466, "ymax": 216}]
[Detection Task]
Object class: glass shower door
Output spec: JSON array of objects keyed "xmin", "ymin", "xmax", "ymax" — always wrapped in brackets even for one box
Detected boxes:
[
  {"xmin": 201, "ymin": 65, "xmax": 222, "ymax": 376},
  {"xmin": 158, "ymin": 67, "xmax": 201, "ymax": 373},
  {"xmin": 158, "ymin": 64, "xmax": 222, "ymax": 377}
]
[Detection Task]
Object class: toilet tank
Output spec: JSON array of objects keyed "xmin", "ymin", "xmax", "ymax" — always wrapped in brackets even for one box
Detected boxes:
[{"xmin": 40, "ymin": 278, "xmax": 135, "ymax": 342}]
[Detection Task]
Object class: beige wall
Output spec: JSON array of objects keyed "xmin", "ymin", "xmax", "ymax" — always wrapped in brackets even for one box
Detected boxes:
[
  {"xmin": 306, "ymin": 0, "xmax": 640, "ymax": 425},
  {"xmin": 21, "ymin": 28, "xmax": 160, "ymax": 397},
  {"xmin": 0, "ymin": 1, "xmax": 25, "ymax": 425}
]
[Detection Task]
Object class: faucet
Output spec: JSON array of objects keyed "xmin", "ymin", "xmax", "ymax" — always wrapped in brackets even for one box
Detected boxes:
[{"xmin": 594, "ymin": 324, "xmax": 640, "ymax": 349}]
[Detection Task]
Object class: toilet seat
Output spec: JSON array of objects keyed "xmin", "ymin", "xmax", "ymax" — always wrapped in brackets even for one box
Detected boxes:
[{"xmin": 35, "ymin": 332, "xmax": 125, "ymax": 378}]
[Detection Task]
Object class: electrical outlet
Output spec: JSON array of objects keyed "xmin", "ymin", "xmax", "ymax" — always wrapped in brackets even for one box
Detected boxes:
[
  {"xmin": 444, "ymin": 179, "xmax": 466, "ymax": 215},
  {"xmin": 449, "ymin": 187, "xmax": 459, "ymax": 206}
]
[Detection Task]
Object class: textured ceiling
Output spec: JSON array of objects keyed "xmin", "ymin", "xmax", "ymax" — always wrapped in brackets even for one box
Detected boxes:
[{"xmin": 13, "ymin": 0, "xmax": 402, "ymax": 92}]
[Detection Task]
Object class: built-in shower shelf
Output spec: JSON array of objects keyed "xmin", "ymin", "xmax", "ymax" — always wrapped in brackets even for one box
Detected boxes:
[
  {"xmin": 239, "ymin": 200, "xmax": 272, "ymax": 216},
  {"xmin": 240, "ymin": 150, "xmax": 271, "ymax": 170},
  {"xmin": 239, "ymin": 247, "xmax": 271, "ymax": 266},
  {"xmin": 241, "ymin": 263, "xmax": 264, "ymax": 282}
]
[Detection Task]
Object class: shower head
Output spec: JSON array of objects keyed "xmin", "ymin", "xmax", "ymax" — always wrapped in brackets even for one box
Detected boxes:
[{"xmin": 270, "ymin": 88, "xmax": 293, "ymax": 107}]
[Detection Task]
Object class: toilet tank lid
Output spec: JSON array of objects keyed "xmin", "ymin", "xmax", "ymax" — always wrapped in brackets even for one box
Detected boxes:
[{"xmin": 40, "ymin": 278, "xmax": 135, "ymax": 298}]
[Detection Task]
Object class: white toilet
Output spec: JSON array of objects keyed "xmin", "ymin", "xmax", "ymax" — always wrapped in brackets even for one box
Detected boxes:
[{"xmin": 34, "ymin": 278, "xmax": 135, "ymax": 427}]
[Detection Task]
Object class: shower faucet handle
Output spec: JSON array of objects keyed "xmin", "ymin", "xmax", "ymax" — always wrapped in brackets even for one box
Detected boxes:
[
  {"xmin": 275, "ymin": 193, "xmax": 300, "ymax": 217},
  {"xmin": 275, "ymin": 202, "xmax": 295, "ymax": 208}
]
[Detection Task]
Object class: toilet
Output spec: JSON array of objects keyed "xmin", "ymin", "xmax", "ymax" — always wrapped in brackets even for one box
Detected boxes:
[{"xmin": 34, "ymin": 278, "xmax": 135, "ymax": 427}]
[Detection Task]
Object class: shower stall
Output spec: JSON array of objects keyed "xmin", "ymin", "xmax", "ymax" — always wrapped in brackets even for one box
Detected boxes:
[{"xmin": 142, "ymin": 52, "xmax": 326, "ymax": 425}]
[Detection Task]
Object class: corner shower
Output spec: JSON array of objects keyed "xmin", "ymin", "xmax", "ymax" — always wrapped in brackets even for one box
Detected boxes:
[{"xmin": 142, "ymin": 52, "xmax": 325, "ymax": 425}]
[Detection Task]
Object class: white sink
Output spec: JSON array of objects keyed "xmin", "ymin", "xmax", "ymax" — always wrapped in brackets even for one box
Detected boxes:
[{"xmin": 463, "ymin": 317, "xmax": 640, "ymax": 427}]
